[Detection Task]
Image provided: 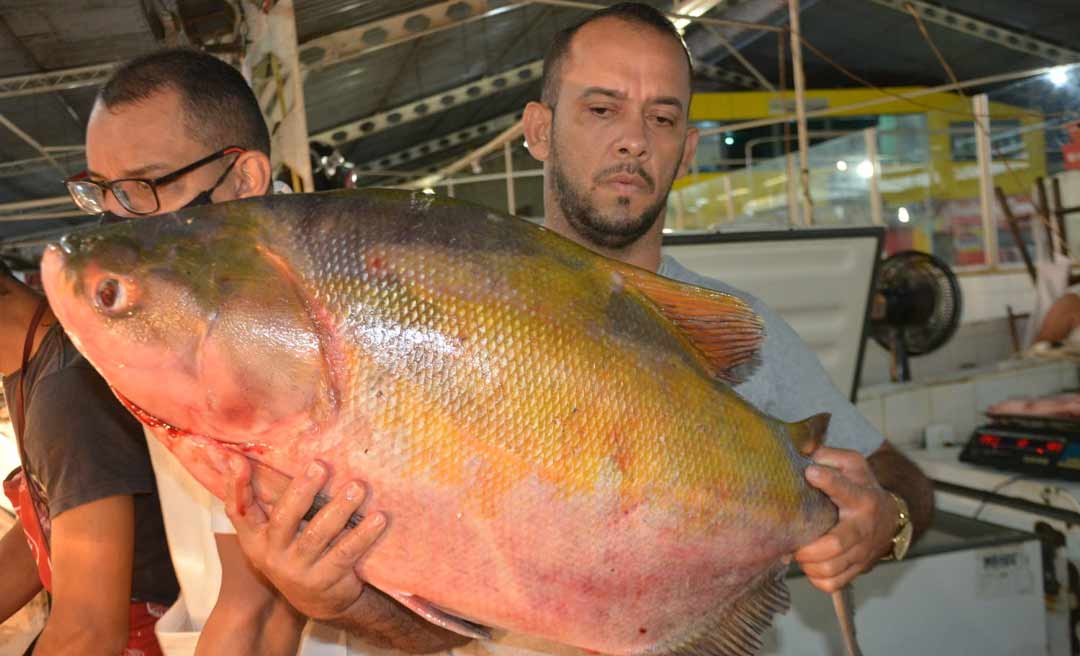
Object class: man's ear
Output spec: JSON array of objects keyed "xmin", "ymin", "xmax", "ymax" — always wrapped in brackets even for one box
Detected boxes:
[
  {"xmin": 523, "ymin": 101, "xmax": 553, "ymax": 162},
  {"xmin": 233, "ymin": 151, "xmax": 273, "ymax": 198},
  {"xmin": 677, "ymin": 125, "xmax": 700, "ymax": 179}
]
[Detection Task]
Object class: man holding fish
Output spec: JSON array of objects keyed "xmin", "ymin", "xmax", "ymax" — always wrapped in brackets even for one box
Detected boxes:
[
  {"xmin": 47, "ymin": 4, "xmax": 933, "ymax": 656},
  {"xmin": 212, "ymin": 5, "xmax": 934, "ymax": 641}
]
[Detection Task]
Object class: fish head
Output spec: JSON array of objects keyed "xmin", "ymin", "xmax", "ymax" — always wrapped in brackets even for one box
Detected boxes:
[{"xmin": 40, "ymin": 203, "xmax": 337, "ymax": 496}]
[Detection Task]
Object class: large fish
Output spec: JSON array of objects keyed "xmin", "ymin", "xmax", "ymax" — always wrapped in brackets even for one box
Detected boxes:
[{"xmin": 41, "ymin": 190, "xmax": 852, "ymax": 656}]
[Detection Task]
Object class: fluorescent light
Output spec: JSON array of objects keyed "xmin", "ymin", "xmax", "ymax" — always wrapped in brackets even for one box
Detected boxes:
[
  {"xmin": 897, "ymin": 207, "xmax": 910, "ymax": 223},
  {"xmin": 422, "ymin": 187, "xmax": 436, "ymax": 195},
  {"xmin": 671, "ymin": 0, "xmax": 717, "ymax": 32},
  {"xmin": 835, "ymin": 160, "xmax": 848, "ymax": 172},
  {"xmin": 856, "ymin": 159, "xmax": 874, "ymax": 179},
  {"xmin": 1049, "ymin": 66, "xmax": 1069, "ymax": 87}
]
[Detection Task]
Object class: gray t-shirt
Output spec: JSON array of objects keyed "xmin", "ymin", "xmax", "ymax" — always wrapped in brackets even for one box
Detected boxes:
[
  {"xmin": 659, "ymin": 255, "xmax": 885, "ymax": 456},
  {"xmin": 2, "ymin": 324, "xmax": 179, "ymax": 605}
]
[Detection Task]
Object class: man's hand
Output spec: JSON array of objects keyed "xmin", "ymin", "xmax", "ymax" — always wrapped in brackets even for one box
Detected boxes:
[
  {"xmin": 223, "ymin": 455, "xmax": 386, "ymax": 621},
  {"xmin": 223, "ymin": 455, "xmax": 474, "ymax": 653},
  {"xmin": 794, "ymin": 446, "xmax": 899, "ymax": 593}
]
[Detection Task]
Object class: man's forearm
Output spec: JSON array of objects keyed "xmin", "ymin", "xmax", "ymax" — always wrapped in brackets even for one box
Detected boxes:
[
  {"xmin": 32, "ymin": 620, "xmax": 128, "ymax": 656},
  {"xmin": 0, "ymin": 524, "xmax": 43, "ymax": 624},
  {"xmin": 329, "ymin": 586, "xmax": 472, "ymax": 654},
  {"xmin": 197, "ymin": 591, "xmax": 305, "ymax": 656},
  {"xmin": 868, "ymin": 440, "xmax": 935, "ymax": 541}
]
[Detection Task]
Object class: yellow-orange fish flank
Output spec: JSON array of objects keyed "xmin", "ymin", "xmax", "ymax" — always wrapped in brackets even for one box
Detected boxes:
[{"xmin": 42, "ymin": 189, "xmax": 838, "ymax": 656}]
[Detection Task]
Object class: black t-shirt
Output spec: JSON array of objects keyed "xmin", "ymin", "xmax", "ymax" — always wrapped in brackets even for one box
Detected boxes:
[{"xmin": 2, "ymin": 324, "xmax": 179, "ymax": 606}]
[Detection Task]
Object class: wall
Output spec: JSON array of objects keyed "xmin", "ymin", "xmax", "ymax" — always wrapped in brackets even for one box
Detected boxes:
[{"xmin": 856, "ymin": 359, "xmax": 1079, "ymax": 449}]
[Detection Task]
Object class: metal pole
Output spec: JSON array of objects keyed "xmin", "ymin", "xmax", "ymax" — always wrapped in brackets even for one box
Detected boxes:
[
  {"xmin": 787, "ymin": 0, "xmax": 812, "ymax": 226},
  {"xmin": 722, "ymin": 174, "xmax": 735, "ymax": 222},
  {"xmin": 863, "ymin": 127, "xmax": 883, "ymax": 226},
  {"xmin": 504, "ymin": 141, "xmax": 516, "ymax": 214},
  {"xmin": 241, "ymin": 0, "xmax": 314, "ymax": 193},
  {"xmin": 973, "ymin": 94, "xmax": 998, "ymax": 267},
  {"xmin": 785, "ymin": 153, "xmax": 799, "ymax": 226}
]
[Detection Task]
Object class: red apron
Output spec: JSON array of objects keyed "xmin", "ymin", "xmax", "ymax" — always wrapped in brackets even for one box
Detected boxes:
[{"xmin": 5, "ymin": 299, "xmax": 168, "ymax": 656}]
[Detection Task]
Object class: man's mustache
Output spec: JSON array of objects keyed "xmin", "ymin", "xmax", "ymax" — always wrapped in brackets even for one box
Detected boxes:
[{"xmin": 593, "ymin": 163, "xmax": 655, "ymax": 192}]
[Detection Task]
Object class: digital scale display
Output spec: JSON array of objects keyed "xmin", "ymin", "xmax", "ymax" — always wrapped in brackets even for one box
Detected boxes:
[{"xmin": 961, "ymin": 425, "xmax": 1080, "ymax": 480}]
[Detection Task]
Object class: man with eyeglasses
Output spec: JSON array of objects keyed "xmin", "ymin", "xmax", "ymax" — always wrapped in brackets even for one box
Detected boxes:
[{"xmin": 65, "ymin": 49, "xmax": 465, "ymax": 656}]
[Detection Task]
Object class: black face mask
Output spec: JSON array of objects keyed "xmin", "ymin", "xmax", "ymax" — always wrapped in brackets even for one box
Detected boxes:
[{"xmin": 179, "ymin": 159, "xmax": 238, "ymax": 211}]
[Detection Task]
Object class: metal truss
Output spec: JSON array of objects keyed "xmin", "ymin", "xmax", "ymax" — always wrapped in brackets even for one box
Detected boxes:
[
  {"xmin": 312, "ymin": 60, "xmax": 540, "ymax": 146},
  {"xmin": 868, "ymin": 0, "xmax": 1080, "ymax": 63},
  {"xmin": 355, "ymin": 111, "xmax": 522, "ymax": 173},
  {"xmin": 299, "ymin": 0, "xmax": 501, "ymax": 73},
  {"xmin": 0, "ymin": 62, "xmax": 117, "ymax": 100}
]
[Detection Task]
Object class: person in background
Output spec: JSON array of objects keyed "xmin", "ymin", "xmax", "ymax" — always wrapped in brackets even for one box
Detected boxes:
[
  {"xmin": 72, "ymin": 47, "xmax": 467, "ymax": 656},
  {"xmin": 0, "ymin": 257, "xmax": 179, "ymax": 655},
  {"xmin": 1034, "ymin": 290, "xmax": 1080, "ymax": 345}
]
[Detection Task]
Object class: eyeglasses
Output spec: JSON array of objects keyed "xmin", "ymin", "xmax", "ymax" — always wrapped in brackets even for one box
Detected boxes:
[{"xmin": 65, "ymin": 146, "xmax": 244, "ymax": 216}]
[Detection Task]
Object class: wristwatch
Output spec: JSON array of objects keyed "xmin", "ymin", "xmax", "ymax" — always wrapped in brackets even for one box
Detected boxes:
[{"xmin": 881, "ymin": 491, "xmax": 913, "ymax": 561}]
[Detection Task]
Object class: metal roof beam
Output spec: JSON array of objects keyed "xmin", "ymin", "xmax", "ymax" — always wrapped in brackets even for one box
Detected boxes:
[
  {"xmin": 299, "ymin": 0, "xmax": 512, "ymax": 73},
  {"xmin": 355, "ymin": 111, "xmax": 523, "ymax": 174},
  {"xmin": 0, "ymin": 62, "xmax": 117, "ymax": 100},
  {"xmin": 0, "ymin": 2, "xmax": 524, "ymax": 99},
  {"xmin": 313, "ymin": 60, "xmax": 541, "ymax": 146},
  {"xmin": 868, "ymin": 0, "xmax": 1080, "ymax": 64}
]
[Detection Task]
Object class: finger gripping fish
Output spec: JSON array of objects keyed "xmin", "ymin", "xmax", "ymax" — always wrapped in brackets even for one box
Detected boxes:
[{"xmin": 41, "ymin": 189, "xmax": 852, "ymax": 656}]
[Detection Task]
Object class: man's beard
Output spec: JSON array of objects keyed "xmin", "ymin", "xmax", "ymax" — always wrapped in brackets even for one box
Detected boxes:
[{"xmin": 550, "ymin": 137, "xmax": 682, "ymax": 249}]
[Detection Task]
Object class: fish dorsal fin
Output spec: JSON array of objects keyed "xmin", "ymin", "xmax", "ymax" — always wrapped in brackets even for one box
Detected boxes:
[
  {"xmin": 650, "ymin": 565, "xmax": 791, "ymax": 656},
  {"xmin": 617, "ymin": 266, "xmax": 764, "ymax": 384},
  {"xmin": 786, "ymin": 412, "xmax": 832, "ymax": 456}
]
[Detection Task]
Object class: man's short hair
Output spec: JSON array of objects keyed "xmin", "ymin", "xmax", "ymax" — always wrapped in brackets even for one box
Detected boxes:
[
  {"xmin": 98, "ymin": 48, "xmax": 271, "ymax": 157},
  {"xmin": 540, "ymin": 2, "xmax": 693, "ymax": 108}
]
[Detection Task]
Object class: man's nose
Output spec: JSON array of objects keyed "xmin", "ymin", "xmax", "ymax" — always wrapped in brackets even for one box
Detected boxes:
[{"xmin": 615, "ymin": 116, "xmax": 649, "ymax": 159}]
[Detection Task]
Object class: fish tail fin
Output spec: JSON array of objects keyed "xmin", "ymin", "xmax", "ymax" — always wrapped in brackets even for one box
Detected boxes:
[
  {"xmin": 786, "ymin": 412, "xmax": 831, "ymax": 456},
  {"xmin": 832, "ymin": 585, "xmax": 863, "ymax": 656},
  {"xmin": 647, "ymin": 565, "xmax": 790, "ymax": 656}
]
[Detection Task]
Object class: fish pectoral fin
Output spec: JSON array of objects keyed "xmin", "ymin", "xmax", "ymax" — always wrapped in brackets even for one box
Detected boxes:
[
  {"xmin": 385, "ymin": 590, "xmax": 493, "ymax": 641},
  {"xmin": 786, "ymin": 412, "xmax": 831, "ymax": 456},
  {"xmin": 648, "ymin": 565, "xmax": 790, "ymax": 656},
  {"xmin": 616, "ymin": 266, "xmax": 764, "ymax": 384}
]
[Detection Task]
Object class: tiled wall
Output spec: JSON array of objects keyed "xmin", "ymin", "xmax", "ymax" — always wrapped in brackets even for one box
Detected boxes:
[
  {"xmin": 856, "ymin": 360, "xmax": 1079, "ymax": 448},
  {"xmin": 859, "ymin": 316, "xmax": 1026, "ymax": 387}
]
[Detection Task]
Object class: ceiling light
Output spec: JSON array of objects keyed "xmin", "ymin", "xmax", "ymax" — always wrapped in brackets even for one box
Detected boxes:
[
  {"xmin": 856, "ymin": 159, "xmax": 874, "ymax": 179},
  {"xmin": 422, "ymin": 187, "xmax": 436, "ymax": 195},
  {"xmin": 835, "ymin": 160, "xmax": 848, "ymax": 172},
  {"xmin": 897, "ymin": 207, "xmax": 910, "ymax": 223},
  {"xmin": 1049, "ymin": 66, "xmax": 1069, "ymax": 87}
]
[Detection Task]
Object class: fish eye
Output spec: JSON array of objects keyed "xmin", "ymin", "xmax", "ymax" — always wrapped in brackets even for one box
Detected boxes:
[{"xmin": 95, "ymin": 278, "xmax": 127, "ymax": 314}]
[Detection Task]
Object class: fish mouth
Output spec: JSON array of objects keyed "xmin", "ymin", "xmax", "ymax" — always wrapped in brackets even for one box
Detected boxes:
[
  {"xmin": 112, "ymin": 386, "xmax": 196, "ymax": 441},
  {"xmin": 111, "ymin": 386, "xmax": 274, "ymax": 459}
]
